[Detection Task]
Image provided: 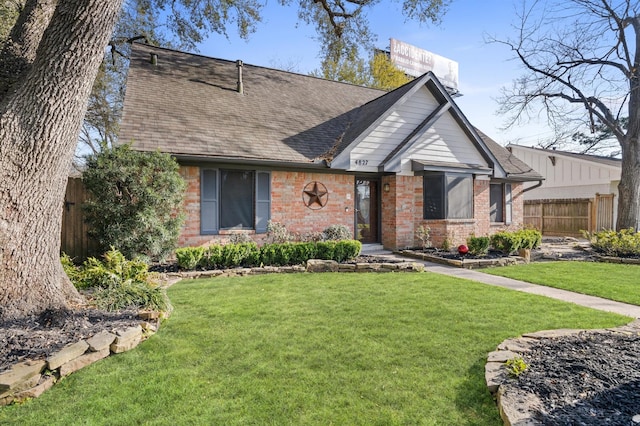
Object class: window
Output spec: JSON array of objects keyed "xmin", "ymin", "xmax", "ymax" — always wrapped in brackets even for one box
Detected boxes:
[
  {"xmin": 490, "ymin": 183, "xmax": 512, "ymax": 224},
  {"xmin": 423, "ymin": 173, "xmax": 473, "ymax": 219},
  {"xmin": 201, "ymin": 168, "xmax": 271, "ymax": 234}
]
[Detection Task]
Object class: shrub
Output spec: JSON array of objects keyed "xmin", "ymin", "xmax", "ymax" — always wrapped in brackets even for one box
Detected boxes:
[
  {"xmin": 61, "ymin": 253, "xmax": 82, "ymax": 283},
  {"xmin": 220, "ymin": 242, "xmax": 260, "ymax": 268},
  {"xmin": 83, "ymin": 144, "xmax": 186, "ymax": 261},
  {"xmin": 67, "ymin": 248, "xmax": 169, "ymax": 312},
  {"xmin": 78, "ymin": 248, "xmax": 150, "ymax": 290},
  {"xmin": 228, "ymin": 233, "xmax": 253, "ymax": 244},
  {"xmin": 175, "ymin": 247, "xmax": 205, "ymax": 270},
  {"xmin": 200, "ymin": 244, "xmax": 223, "ymax": 269},
  {"xmin": 92, "ymin": 281, "xmax": 169, "ymax": 312},
  {"xmin": 323, "ymin": 224, "xmax": 352, "ymax": 241},
  {"xmin": 416, "ymin": 225, "xmax": 432, "ymax": 250},
  {"xmin": 315, "ymin": 241, "xmax": 336, "ymax": 260},
  {"xmin": 490, "ymin": 231, "xmax": 522, "ymax": 255},
  {"xmin": 517, "ymin": 229, "xmax": 542, "ymax": 250},
  {"xmin": 334, "ymin": 240, "xmax": 362, "ymax": 262},
  {"xmin": 266, "ymin": 221, "xmax": 293, "ymax": 244},
  {"xmin": 466, "ymin": 235, "xmax": 490, "ymax": 256},
  {"xmin": 587, "ymin": 228, "xmax": 640, "ymax": 257}
]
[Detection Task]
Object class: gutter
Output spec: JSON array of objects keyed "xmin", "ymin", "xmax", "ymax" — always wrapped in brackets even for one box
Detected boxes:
[{"xmin": 521, "ymin": 179, "xmax": 544, "ymax": 194}]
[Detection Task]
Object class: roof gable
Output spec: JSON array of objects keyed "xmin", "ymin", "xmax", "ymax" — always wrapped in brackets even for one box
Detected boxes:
[
  {"xmin": 331, "ymin": 73, "xmax": 506, "ymax": 177},
  {"xmin": 119, "ymin": 44, "xmax": 541, "ymax": 181}
]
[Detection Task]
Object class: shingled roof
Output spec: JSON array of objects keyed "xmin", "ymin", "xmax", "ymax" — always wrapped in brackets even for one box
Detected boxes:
[
  {"xmin": 119, "ymin": 43, "xmax": 542, "ymax": 182},
  {"xmin": 120, "ymin": 43, "xmax": 383, "ymax": 166}
]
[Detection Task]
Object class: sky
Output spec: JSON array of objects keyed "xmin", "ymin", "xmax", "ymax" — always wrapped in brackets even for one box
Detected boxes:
[{"xmin": 196, "ymin": 0, "xmax": 557, "ymax": 147}]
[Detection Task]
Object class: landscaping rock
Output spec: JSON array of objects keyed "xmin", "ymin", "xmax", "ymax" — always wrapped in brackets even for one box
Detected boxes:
[
  {"xmin": 110, "ymin": 325, "xmax": 143, "ymax": 353},
  {"xmin": 86, "ymin": 330, "xmax": 117, "ymax": 352},
  {"xmin": 306, "ymin": 259, "xmax": 339, "ymax": 272},
  {"xmin": 47, "ymin": 340, "xmax": 90, "ymax": 370},
  {"xmin": 0, "ymin": 360, "xmax": 46, "ymax": 395},
  {"xmin": 60, "ymin": 349, "xmax": 110, "ymax": 377}
]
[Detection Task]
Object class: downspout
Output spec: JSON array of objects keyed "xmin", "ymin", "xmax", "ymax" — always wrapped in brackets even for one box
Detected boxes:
[{"xmin": 521, "ymin": 180, "xmax": 543, "ymax": 194}]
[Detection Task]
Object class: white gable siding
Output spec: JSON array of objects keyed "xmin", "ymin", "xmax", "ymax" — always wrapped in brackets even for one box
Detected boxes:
[
  {"xmin": 344, "ymin": 86, "xmax": 489, "ymax": 175},
  {"xmin": 346, "ymin": 86, "xmax": 439, "ymax": 172},
  {"xmin": 510, "ymin": 146, "xmax": 621, "ymax": 200},
  {"xmin": 392, "ymin": 111, "xmax": 488, "ymax": 174}
]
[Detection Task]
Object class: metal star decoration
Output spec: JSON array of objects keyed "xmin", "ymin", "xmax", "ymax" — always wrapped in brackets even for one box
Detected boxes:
[{"xmin": 303, "ymin": 181, "xmax": 329, "ymax": 209}]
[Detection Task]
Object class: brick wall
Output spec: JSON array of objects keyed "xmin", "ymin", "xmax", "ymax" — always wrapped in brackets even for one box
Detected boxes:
[
  {"xmin": 178, "ymin": 166, "xmax": 354, "ymax": 247},
  {"xmin": 179, "ymin": 166, "xmax": 526, "ymax": 250}
]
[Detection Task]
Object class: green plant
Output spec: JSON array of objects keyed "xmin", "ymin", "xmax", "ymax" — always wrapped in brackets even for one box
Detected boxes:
[
  {"xmin": 82, "ymin": 144, "xmax": 186, "ymax": 261},
  {"xmin": 175, "ymin": 247, "xmax": 205, "ymax": 270},
  {"xmin": 490, "ymin": 231, "xmax": 522, "ymax": 255},
  {"xmin": 220, "ymin": 242, "xmax": 260, "ymax": 268},
  {"xmin": 586, "ymin": 228, "xmax": 640, "ymax": 257},
  {"xmin": 68, "ymin": 248, "xmax": 169, "ymax": 312},
  {"xmin": 441, "ymin": 236, "xmax": 451, "ymax": 252},
  {"xmin": 61, "ymin": 253, "xmax": 82, "ymax": 283},
  {"xmin": 315, "ymin": 241, "xmax": 336, "ymax": 259},
  {"xmin": 78, "ymin": 247, "xmax": 150, "ymax": 290},
  {"xmin": 505, "ymin": 356, "xmax": 528, "ymax": 377},
  {"xmin": 323, "ymin": 224, "xmax": 352, "ymax": 241},
  {"xmin": 200, "ymin": 244, "xmax": 223, "ymax": 269},
  {"xmin": 516, "ymin": 229, "xmax": 542, "ymax": 250},
  {"xmin": 416, "ymin": 225, "xmax": 432, "ymax": 250},
  {"xmin": 466, "ymin": 235, "xmax": 490, "ymax": 256}
]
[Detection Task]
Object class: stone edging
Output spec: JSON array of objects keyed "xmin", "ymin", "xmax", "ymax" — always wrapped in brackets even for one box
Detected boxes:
[
  {"xmin": 165, "ymin": 258, "xmax": 425, "ymax": 280},
  {"xmin": 0, "ymin": 311, "xmax": 166, "ymax": 407},
  {"xmin": 485, "ymin": 319, "xmax": 640, "ymax": 425},
  {"xmin": 399, "ymin": 250, "xmax": 524, "ymax": 269}
]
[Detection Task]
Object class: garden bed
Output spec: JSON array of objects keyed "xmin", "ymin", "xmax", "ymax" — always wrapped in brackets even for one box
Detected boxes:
[{"xmin": 399, "ymin": 249, "xmax": 525, "ymax": 269}]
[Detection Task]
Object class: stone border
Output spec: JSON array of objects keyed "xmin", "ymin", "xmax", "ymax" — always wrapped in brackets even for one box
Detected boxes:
[
  {"xmin": 398, "ymin": 250, "xmax": 525, "ymax": 269},
  {"xmin": 0, "ymin": 311, "xmax": 166, "ymax": 407},
  {"xmin": 485, "ymin": 319, "xmax": 640, "ymax": 425},
  {"xmin": 165, "ymin": 259, "xmax": 425, "ymax": 279}
]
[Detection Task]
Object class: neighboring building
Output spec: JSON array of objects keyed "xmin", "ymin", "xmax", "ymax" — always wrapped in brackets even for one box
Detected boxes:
[
  {"xmin": 507, "ymin": 144, "xmax": 621, "ymax": 235},
  {"xmin": 119, "ymin": 44, "xmax": 542, "ymax": 250}
]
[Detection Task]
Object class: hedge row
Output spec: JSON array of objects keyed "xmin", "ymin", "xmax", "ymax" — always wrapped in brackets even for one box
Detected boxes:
[
  {"xmin": 587, "ymin": 228, "xmax": 640, "ymax": 257},
  {"xmin": 465, "ymin": 229, "xmax": 542, "ymax": 256},
  {"xmin": 175, "ymin": 240, "xmax": 363, "ymax": 270}
]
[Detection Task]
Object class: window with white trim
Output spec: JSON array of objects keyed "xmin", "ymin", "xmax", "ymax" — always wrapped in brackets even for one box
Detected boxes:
[
  {"xmin": 490, "ymin": 183, "xmax": 512, "ymax": 224},
  {"xmin": 201, "ymin": 168, "xmax": 271, "ymax": 234},
  {"xmin": 423, "ymin": 173, "xmax": 473, "ymax": 220}
]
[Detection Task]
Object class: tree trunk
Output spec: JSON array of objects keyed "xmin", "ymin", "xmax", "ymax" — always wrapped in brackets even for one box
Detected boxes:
[
  {"xmin": 617, "ymin": 135, "xmax": 640, "ymax": 231},
  {"xmin": 0, "ymin": 0, "xmax": 124, "ymax": 320}
]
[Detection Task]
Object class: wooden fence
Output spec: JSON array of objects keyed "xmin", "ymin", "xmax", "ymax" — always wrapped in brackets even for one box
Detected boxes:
[
  {"xmin": 61, "ymin": 177, "xmax": 97, "ymax": 260},
  {"xmin": 524, "ymin": 194, "xmax": 615, "ymax": 237}
]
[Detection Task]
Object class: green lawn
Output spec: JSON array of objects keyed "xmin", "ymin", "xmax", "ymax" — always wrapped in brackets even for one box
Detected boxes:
[
  {"xmin": 485, "ymin": 261, "xmax": 640, "ymax": 305},
  {"xmin": 0, "ymin": 272, "xmax": 629, "ymax": 425}
]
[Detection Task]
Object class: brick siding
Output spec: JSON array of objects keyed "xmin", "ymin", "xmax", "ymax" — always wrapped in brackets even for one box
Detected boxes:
[{"xmin": 178, "ymin": 166, "xmax": 524, "ymax": 250}]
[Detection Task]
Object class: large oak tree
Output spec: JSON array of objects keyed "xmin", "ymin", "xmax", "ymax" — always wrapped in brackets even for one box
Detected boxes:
[
  {"xmin": 494, "ymin": 0, "xmax": 640, "ymax": 231},
  {"xmin": 0, "ymin": 0, "xmax": 450, "ymax": 321}
]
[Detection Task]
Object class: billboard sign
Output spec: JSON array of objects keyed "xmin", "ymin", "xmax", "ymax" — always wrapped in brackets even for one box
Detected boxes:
[{"xmin": 389, "ymin": 38, "xmax": 459, "ymax": 93}]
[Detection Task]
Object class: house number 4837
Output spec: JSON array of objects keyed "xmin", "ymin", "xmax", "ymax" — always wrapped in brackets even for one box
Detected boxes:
[{"xmin": 354, "ymin": 159, "xmax": 369, "ymax": 166}]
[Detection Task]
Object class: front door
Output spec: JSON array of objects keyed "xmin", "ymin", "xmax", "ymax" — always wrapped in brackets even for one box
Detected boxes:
[{"xmin": 355, "ymin": 178, "xmax": 379, "ymax": 243}]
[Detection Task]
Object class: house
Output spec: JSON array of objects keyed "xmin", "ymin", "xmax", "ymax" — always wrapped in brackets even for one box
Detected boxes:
[
  {"xmin": 507, "ymin": 144, "xmax": 621, "ymax": 235},
  {"xmin": 118, "ymin": 43, "xmax": 542, "ymax": 250}
]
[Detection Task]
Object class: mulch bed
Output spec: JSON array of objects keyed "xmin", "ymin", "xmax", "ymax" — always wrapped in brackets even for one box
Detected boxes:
[
  {"xmin": 513, "ymin": 331, "xmax": 640, "ymax": 425},
  {"xmin": 0, "ymin": 308, "xmax": 140, "ymax": 373}
]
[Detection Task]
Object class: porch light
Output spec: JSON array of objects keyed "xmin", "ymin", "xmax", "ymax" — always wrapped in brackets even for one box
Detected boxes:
[{"xmin": 383, "ymin": 183, "xmax": 390, "ymax": 193}]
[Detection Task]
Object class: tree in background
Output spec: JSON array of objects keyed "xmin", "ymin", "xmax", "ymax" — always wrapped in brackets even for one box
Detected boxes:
[
  {"xmin": 312, "ymin": 50, "xmax": 412, "ymax": 91},
  {"xmin": 83, "ymin": 145, "xmax": 186, "ymax": 261},
  {"xmin": 493, "ymin": 0, "xmax": 640, "ymax": 231},
  {"xmin": 0, "ymin": 0, "xmax": 450, "ymax": 320}
]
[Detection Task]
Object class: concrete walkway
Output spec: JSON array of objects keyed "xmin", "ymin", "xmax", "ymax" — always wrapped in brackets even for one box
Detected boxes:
[{"xmin": 374, "ymin": 251, "xmax": 640, "ymax": 318}]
